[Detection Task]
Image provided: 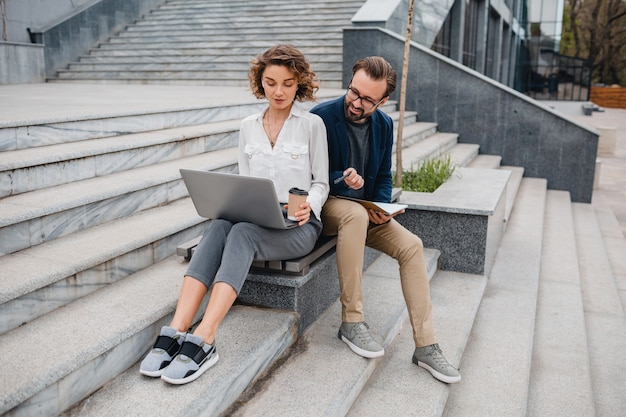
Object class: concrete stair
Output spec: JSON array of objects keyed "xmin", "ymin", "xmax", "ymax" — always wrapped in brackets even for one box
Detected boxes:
[
  {"xmin": 1, "ymin": 83, "xmax": 624, "ymax": 416},
  {"xmin": 48, "ymin": 0, "xmax": 366, "ymax": 87}
]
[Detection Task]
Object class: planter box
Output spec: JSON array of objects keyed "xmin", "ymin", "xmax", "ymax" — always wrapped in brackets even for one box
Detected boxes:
[{"xmin": 395, "ymin": 167, "xmax": 510, "ymax": 275}]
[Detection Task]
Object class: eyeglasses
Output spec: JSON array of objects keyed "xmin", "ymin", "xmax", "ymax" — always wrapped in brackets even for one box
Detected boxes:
[{"xmin": 346, "ymin": 86, "xmax": 385, "ymax": 110}]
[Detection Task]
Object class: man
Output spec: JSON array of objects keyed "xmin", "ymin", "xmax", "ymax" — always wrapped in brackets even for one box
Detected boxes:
[{"xmin": 310, "ymin": 56, "xmax": 460, "ymax": 384}]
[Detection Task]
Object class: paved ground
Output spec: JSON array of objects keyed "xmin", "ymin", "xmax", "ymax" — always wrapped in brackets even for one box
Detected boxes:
[{"xmin": 1, "ymin": 84, "xmax": 623, "ymax": 236}]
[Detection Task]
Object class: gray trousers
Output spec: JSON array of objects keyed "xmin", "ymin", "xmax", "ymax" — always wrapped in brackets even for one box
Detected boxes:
[{"xmin": 186, "ymin": 216, "xmax": 322, "ymax": 294}]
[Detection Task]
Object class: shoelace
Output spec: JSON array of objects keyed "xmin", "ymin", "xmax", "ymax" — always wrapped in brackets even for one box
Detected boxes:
[
  {"xmin": 426, "ymin": 344, "xmax": 451, "ymax": 368},
  {"xmin": 352, "ymin": 323, "xmax": 376, "ymax": 344}
]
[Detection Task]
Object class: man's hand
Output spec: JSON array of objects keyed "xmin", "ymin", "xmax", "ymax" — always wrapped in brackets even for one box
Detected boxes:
[
  {"xmin": 340, "ymin": 168, "xmax": 364, "ymax": 190},
  {"xmin": 367, "ymin": 208, "xmax": 404, "ymax": 224}
]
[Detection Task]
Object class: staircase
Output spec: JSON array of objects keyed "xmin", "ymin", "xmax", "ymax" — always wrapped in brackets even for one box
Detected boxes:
[
  {"xmin": 2, "ymin": 1, "xmax": 626, "ymax": 416},
  {"xmin": 47, "ymin": 0, "xmax": 366, "ymax": 88}
]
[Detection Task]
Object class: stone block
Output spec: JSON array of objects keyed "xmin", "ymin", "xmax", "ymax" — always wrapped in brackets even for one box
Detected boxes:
[{"xmin": 395, "ymin": 167, "xmax": 509, "ymax": 275}]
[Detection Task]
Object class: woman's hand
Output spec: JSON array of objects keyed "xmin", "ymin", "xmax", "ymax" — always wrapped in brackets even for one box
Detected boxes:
[{"xmin": 285, "ymin": 201, "xmax": 312, "ymax": 226}]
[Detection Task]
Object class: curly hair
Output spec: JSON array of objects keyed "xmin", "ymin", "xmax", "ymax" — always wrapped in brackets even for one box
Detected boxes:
[{"xmin": 248, "ymin": 45, "xmax": 319, "ymax": 102}]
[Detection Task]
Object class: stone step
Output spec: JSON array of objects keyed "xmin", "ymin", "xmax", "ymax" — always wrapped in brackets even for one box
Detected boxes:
[
  {"xmin": 500, "ymin": 165, "xmax": 525, "ymax": 224},
  {"xmin": 67, "ymin": 61, "xmax": 340, "ymax": 72},
  {"xmin": 572, "ymin": 203, "xmax": 626, "ymax": 416},
  {"xmin": 95, "ymin": 39, "xmax": 343, "ymax": 50},
  {"xmin": 443, "ymin": 143, "xmax": 480, "ymax": 167},
  {"xmin": 0, "ymin": 147, "xmax": 237, "ymax": 255},
  {"xmin": 393, "ymin": 131, "xmax": 459, "ymax": 171},
  {"xmin": 85, "ymin": 46, "xmax": 342, "ymax": 57},
  {"xmin": 228, "ymin": 249, "xmax": 441, "ymax": 416},
  {"xmin": 593, "ymin": 206, "xmax": 626, "ymax": 315},
  {"xmin": 154, "ymin": 2, "xmax": 363, "ymax": 14},
  {"xmin": 442, "ymin": 177, "xmax": 547, "ymax": 416},
  {"xmin": 106, "ymin": 32, "xmax": 342, "ymax": 44},
  {"xmin": 0, "ymin": 254, "xmax": 299, "ymax": 417},
  {"xmin": 0, "ymin": 197, "xmax": 209, "ymax": 336},
  {"xmin": 347, "ymin": 270, "xmax": 487, "ymax": 417},
  {"xmin": 466, "ymin": 154, "xmax": 502, "ymax": 169},
  {"xmin": 0, "ymin": 94, "xmax": 265, "ymax": 151},
  {"xmin": 133, "ymin": 17, "xmax": 351, "ymax": 27},
  {"xmin": 76, "ymin": 53, "xmax": 340, "ymax": 64},
  {"xmin": 0, "ymin": 119, "xmax": 242, "ymax": 197},
  {"xmin": 56, "ymin": 69, "xmax": 341, "ymax": 81},
  {"xmin": 526, "ymin": 190, "xmax": 595, "ymax": 416},
  {"xmin": 119, "ymin": 26, "xmax": 342, "ymax": 36}
]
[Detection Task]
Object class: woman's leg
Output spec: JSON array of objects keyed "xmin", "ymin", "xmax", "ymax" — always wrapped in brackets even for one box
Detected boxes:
[{"xmin": 191, "ymin": 282, "xmax": 237, "ymax": 343}]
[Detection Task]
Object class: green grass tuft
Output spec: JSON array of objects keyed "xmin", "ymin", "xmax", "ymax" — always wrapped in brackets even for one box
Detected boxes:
[{"xmin": 394, "ymin": 155, "xmax": 457, "ymax": 193}]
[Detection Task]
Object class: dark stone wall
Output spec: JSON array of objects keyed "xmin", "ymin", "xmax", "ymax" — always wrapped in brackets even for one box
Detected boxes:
[
  {"xmin": 342, "ymin": 27, "xmax": 598, "ymax": 203},
  {"xmin": 30, "ymin": 0, "xmax": 164, "ymax": 78}
]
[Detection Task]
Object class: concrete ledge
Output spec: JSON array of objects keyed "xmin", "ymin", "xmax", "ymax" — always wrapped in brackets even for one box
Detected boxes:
[
  {"xmin": 396, "ymin": 167, "xmax": 510, "ymax": 275},
  {"xmin": 0, "ymin": 42, "xmax": 45, "ymax": 84}
]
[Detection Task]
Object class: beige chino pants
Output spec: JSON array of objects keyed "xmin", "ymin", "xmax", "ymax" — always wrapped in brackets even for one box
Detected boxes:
[{"xmin": 322, "ymin": 197, "xmax": 436, "ymax": 347}]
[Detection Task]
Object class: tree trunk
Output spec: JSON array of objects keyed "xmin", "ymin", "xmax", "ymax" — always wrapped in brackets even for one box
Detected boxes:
[{"xmin": 395, "ymin": 0, "xmax": 415, "ymax": 188}]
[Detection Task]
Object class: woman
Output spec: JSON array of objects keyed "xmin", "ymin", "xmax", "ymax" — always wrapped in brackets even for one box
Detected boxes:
[{"xmin": 139, "ymin": 45, "xmax": 329, "ymax": 385}]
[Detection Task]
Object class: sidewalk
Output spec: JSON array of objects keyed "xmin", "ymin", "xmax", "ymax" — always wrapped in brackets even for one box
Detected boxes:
[{"xmin": 545, "ymin": 101, "xmax": 626, "ymax": 237}]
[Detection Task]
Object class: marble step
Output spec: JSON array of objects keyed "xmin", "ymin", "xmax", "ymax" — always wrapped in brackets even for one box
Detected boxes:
[
  {"xmin": 0, "ymin": 118, "xmax": 244, "ymax": 197},
  {"xmin": 347, "ymin": 270, "xmax": 488, "ymax": 417},
  {"xmin": 155, "ymin": 1, "xmax": 364, "ymax": 13},
  {"xmin": 86, "ymin": 46, "xmax": 342, "ymax": 57},
  {"xmin": 442, "ymin": 178, "xmax": 547, "ymax": 416},
  {"xmin": 466, "ymin": 153, "xmax": 502, "ymax": 169},
  {"xmin": 120, "ymin": 26, "xmax": 342, "ymax": 36},
  {"xmin": 107, "ymin": 33, "xmax": 342, "ymax": 44},
  {"xmin": 148, "ymin": 7, "xmax": 360, "ymax": 19},
  {"xmin": 55, "ymin": 70, "xmax": 342, "ymax": 83},
  {"xmin": 0, "ymin": 146, "xmax": 237, "ymax": 255},
  {"xmin": 55, "ymin": 249, "xmax": 432, "ymax": 417},
  {"xmin": 0, "ymin": 96, "xmax": 265, "ymax": 150},
  {"xmin": 393, "ymin": 131, "xmax": 459, "ymax": 171},
  {"xmin": 499, "ymin": 165, "xmax": 525, "ymax": 224},
  {"xmin": 0, "ymin": 253, "xmax": 299, "ymax": 417},
  {"xmin": 392, "ymin": 121, "xmax": 438, "ymax": 150},
  {"xmin": 229, "ymin": 250, "xmax": 441, "ymax": 416},
  {"xmin": 443, "ymin": 143, "xmax": 480, "ymax": 167},
  {"xmin": 573, "ymin": 203, "xmax": 626, "ymax": 416},
  {"xmin": 593, "ymin": 206, "xmax": 626, "ymax": 315},
  {"xmin": 95, "ymin": 39, "xmax": 343, "ymax": 50},
  {"xmin": 133, "ymin": 17, "xmax": 351, "ymax": 27},
  {"xmin": 47, "ymin": 77, "xmax": 344, "ymax": 89},
  {"xmin": 77, "ymin": 54, "xmax": 341, "ymax": 64},
  {"xmin": 163, "ymin": 0, "xmax": 363, "ymax": 5},
  {"xmin": 67, "ymin": 61, "xmax": 341, "ymax": 72},
  {"xmin": 526, "ymin": 190, "xmax": 595, "ymax": 417},
  {"xmin": 0, "ymin": 196, "xmax": 209, "ymax": 336}
]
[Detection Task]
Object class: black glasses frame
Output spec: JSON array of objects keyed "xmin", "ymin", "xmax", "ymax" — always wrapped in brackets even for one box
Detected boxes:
[{"xmin": 346, "ymin": 86, "xmax": 386, "ymax": 110}]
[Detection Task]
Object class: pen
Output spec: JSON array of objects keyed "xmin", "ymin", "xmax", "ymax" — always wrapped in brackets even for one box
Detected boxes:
[{"xmin": 333, "ymin": 172, "xmax": 349, "ymax": 184}]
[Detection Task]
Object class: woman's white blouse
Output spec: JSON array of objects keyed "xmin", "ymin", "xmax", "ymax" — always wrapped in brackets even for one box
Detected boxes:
[{"xmin": 238, "ymin": 103, "xmax": 330, "ymax": 220}]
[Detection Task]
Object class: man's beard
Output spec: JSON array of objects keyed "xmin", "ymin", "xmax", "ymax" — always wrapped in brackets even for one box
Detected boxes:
[{"xmin": 344, "ymin": 100, "xmax": 366, "ymax": 122}]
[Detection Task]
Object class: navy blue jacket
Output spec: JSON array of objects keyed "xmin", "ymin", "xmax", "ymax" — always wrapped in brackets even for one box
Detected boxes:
[{"xmin": 310, "ymin": 97, "xmax": 394, "ymax": 203}]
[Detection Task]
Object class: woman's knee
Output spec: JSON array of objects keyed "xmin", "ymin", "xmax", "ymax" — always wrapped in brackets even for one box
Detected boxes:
[{"xmin": 204, "ymin": 219, "xmax": 233, "ymax": 237}]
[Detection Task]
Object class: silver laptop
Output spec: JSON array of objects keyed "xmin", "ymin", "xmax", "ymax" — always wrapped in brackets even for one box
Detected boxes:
[{"xmin": 180, "ymin": 169, "xmax": 298, "ymax": 229}]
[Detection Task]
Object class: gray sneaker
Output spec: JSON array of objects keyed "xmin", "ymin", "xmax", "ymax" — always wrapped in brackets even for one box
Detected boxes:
[
  {"xmin": 412, "ymin": 343, "xmax": 461, "ymax": 383},
  {"xmin": 338, "ymin": 322, "xmax": 384, "ymax": 358},
  {"xmin": 139, "ymin": 326, "xmax": 186, "ymax": 377}
]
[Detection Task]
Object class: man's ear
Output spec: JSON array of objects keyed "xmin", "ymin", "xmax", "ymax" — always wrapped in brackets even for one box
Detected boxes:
[{"xmin": 380, "ymin": 96, "xmax": 390, "ymax": 106}]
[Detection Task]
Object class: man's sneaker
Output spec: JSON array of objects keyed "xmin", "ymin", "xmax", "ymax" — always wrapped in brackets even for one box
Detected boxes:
[
  {"xmin": 161, "ymin": 334, "xmax": 219, "ymax": 385},
  {"xmin": 338, "ymin": 322, "xmax": 384, "ymax": 358},
  {"xmin": 139, "ymin": 326, "xmax": 186, "ymax": 377},
  {"xmin": 412, "ymin": 343, "xmax": 461, "ymax": 384}
]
